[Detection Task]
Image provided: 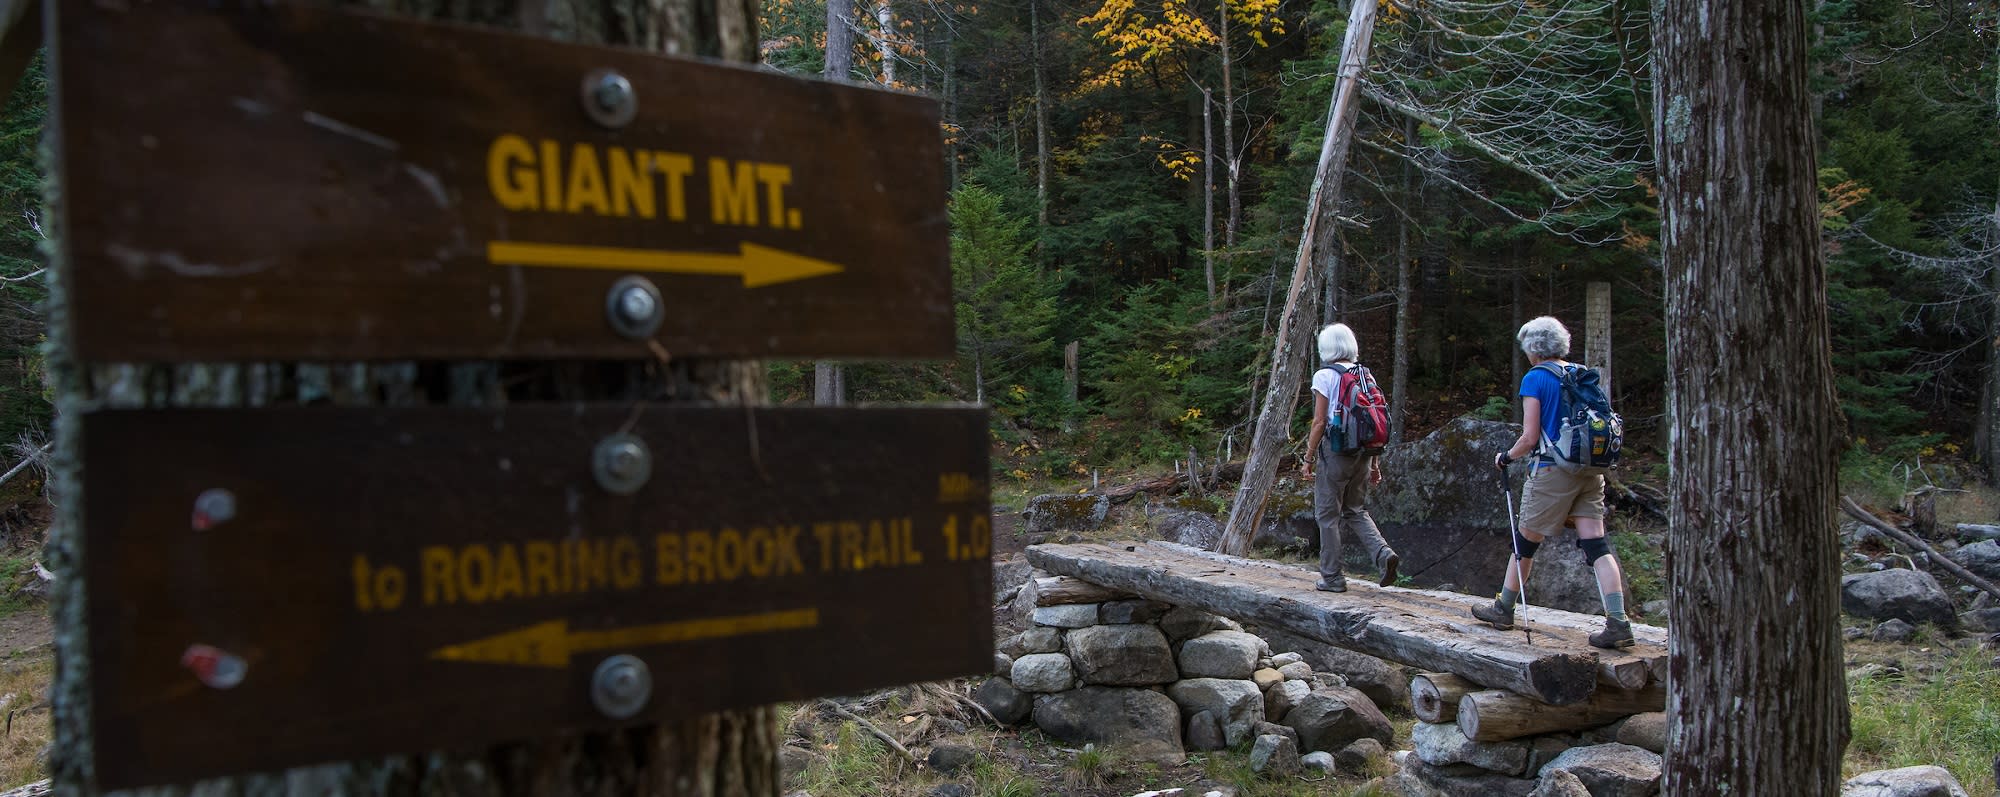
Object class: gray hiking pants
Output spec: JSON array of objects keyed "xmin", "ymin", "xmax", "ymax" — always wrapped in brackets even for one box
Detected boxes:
[{"xmin": 1315, "ymin": 448, "xmax": 1392, "ymax": 580}]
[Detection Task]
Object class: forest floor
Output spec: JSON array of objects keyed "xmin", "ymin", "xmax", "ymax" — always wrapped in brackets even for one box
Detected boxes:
[{"xmin": 0, "ymin": 468, "xmax": 1992, "ymax": 794}]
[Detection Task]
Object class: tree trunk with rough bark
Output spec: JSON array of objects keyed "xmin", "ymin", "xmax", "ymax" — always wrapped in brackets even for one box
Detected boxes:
[
  {"xmin": 1031, "ymin": 0, "xmax": 1050, "ymax": 231},
  {"xmin": 1655, "ymin": 0, "xmax": 1850, "ymax": 792},
  {"xmin": 1389, "ymin": 116, "xmax": 1415, "ymax": 445},
  {"xmin": 1987, "ymin": 207, "xmax": 2000, "ymax": 487},
  {"xmin": 47, "ymin": 2, "xmax": 781, "ymax": 795},
  {"xmin": 1202, "ymin": 86, "xmax": 1216, "ymax": 302},
  {"xmin": 1216, "ymin": 0, "xmax": 1377, "ymax": 556}
]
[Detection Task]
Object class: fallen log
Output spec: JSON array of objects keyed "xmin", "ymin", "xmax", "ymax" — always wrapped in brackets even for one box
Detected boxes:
[
  {"xmin": 1457, "ymin": 685, "xmax": 1665, "ymax": 743},
  {"xmin": 1954, "ymin": 523, "xmax": 2000, "ymax": 542},
  {"xmin": 1410, "ymin": 672, "xmax": 1476, "ymax": 724},
  {"xmin": 1033, "ymin": 576, "xmax": 1135, "ymax": 606},
  {"xmin": 1025, "ymin": 541, "xmax": 1602, "ymax": 706},
  {"xmin": 1101, "ymin": 462, "xmax": 1246, "ymax": 504},
  {"xmin": 1842, "ymin": 496, "xmax": 2000, "ymax": 604}
]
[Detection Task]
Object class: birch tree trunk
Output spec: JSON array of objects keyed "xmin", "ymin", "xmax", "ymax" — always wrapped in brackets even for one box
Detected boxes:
[
  {"xmin": 1220, "ymin": 0, "xmax": 1240, "ymax": 252},
  {"xmin": 873, "ymin": 0, "xmax": 897, "ymax": 86},
  {"xmin": 1203, "ymin": 86, "xmax": 1217, "ymax": 302},
  {"xmin": 1654, "ymin": 0, "xmax": 1849, "ymax": 791},
  {"xmin": 1216, "ymin": 0, "xmax": 1378, "ymax": 555},
  {"xmin": 1031, "ymin": 0, "xmax": 1051, "ymax": 230},
  {"xmin": 48, "ymin": 2, "xmax": 780, "ymax": 795}
]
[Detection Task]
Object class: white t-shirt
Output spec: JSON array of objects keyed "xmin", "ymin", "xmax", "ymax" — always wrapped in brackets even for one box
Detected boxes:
[{"xmin": 1312, "ymin": 364, "xmax": 1347, "ymax": 421}]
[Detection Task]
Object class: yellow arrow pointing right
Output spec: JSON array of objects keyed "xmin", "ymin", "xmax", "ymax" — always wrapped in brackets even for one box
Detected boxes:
[
  {"xmin": 431, "ymin": 607, "xmax": 821, "ymax": 669},
  {"xmin": 487, "ymin": 241, "xmax": 844, "ymax": 287}
]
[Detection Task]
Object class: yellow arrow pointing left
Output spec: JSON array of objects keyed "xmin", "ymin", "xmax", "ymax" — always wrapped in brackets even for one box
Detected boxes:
[
  {"xmin": 430, "ymin": 607, "xmax": 821, "ymax": 669},
  {"xmin": 487, "ymin": 241, "xmax": 843, "ymax": 287}
]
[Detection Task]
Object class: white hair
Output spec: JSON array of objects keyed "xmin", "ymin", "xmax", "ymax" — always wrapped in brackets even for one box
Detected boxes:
[
  {"xmin": 1517, "ymin": 316, "xmax": 1571, "ymax": 361},
  {"xmin": 1317, "ymin": 323, "xmax": 1358, "ymax": 363}
]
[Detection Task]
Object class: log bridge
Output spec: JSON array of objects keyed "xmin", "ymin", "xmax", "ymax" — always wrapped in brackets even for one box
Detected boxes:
[{"xmin": 1025, "ymin": 541, "xmax": 1671, "ymax": 740}]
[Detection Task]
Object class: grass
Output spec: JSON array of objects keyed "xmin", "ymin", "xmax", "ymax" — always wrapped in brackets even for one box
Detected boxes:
[
  {"xmin": 1845, "ymin": 642, "xmax": 2000, "ymax": 791},
  {"xmin": 0, "ymin": 654, "xmax": 51, "ymax": 789},
  {"xmin": 1609, "ymin": 523, "xmax": 1665, "ymax": 608}
]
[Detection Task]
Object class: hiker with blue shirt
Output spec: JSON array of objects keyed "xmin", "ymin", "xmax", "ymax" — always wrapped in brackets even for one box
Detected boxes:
[
  {"xmin": 1470, "ymin": 315, "xmax": 1634, "ymax": 649},
  {"xmin": 1299, "ymin": 323, "xmax": 1400, "ymax": 593}
]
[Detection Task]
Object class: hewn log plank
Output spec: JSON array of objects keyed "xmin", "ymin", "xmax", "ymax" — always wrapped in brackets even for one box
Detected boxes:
[
  {"xmin": 1411, "ymin": 672, "xmax": 1476, "ymax": 724},
  {"xmin": 1457, "ymin": 686, "xmax": 1665, "ymax": 742},
  {"xmin": 1024, "ymin": 542, "xmax": 1601, "ymax": 705},
  {"xmin": 1034, "ymin": 576, "xmax": 1136, "ymax": 606},
  {"xmin": 1139, "ymin": 541, "xmax": 1664, "ymax": 689},
  {"xmin": 1400, "ymin": 583, "xmax": 1665, "ymax": 689}
]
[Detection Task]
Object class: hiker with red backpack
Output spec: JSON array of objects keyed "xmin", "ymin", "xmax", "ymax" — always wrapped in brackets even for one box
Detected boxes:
[
  {"xmin": 1299, "ymin": 323, "xmax": 1401, "ymax": 593},
  {"xmin": 1470, "ymin": 315, "xmax": 1633, "ymax": 649}
]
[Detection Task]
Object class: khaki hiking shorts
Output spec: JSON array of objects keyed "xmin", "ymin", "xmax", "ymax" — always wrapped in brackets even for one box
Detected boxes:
[{"xmin": 1518, "ymin": 464, "xmax": 1606, "ymax": 537}]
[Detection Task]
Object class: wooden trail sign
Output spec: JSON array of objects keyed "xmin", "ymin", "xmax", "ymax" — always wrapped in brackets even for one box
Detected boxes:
[
  {"xmin": 83, "ymin": 405, "xmax": 992, "ymax": 789},
  {"xmin": 51, "ymin": 1, "xmax": 951, "ymax": 361}
]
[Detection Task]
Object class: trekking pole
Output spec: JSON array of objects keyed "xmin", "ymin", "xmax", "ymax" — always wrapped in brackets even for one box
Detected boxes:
[{"xmin": 1499, "ymin": 460, "xmax": 1531, "ymax": 643}]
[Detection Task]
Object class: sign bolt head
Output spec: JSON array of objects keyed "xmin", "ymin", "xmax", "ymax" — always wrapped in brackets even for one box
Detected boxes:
[
  {"xmin": 581, "ymin": 69, "xmax": 638, "ymax": 128},
  {"xmin": 592, "ymin": 654, "xmax": 652, "ymax": 720},
  {"xmin": 605, "ymin": 276, "xmax": 664, "ymax": 341},
  {"xmin": 592, "ymin": 434, "xmax": 652, "ymax": 495},
  {"xmin": 191, "ymin": 488, "xmax": 236, "ymax": 530}
]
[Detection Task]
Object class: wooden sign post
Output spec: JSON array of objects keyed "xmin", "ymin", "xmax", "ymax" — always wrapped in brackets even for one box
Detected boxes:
[
  {"xmin": 84, "ymin": 406, "xmax": 990, "ymax": 789},
  {"xmin": 48, "ymin": 2, "xmax": 988, "ymax": 791},
  {"xmin": 53, "ymin": 1, "xmax": 951, "ymax": 361}
]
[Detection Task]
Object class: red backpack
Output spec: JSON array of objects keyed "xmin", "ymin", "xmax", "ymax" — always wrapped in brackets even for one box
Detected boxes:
[{"xmin": 1321, "ymin": 363, "xmax": 1389, "ymax": 457}]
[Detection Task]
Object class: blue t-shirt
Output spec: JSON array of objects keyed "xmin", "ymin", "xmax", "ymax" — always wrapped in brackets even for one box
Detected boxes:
[{"xmin": 1520, "ymin": 364, "xmax": 1569, "ymax": 449}]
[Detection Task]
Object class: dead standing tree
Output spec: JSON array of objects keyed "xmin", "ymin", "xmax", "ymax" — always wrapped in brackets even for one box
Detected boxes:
[
  {"xmin": 1216, "ymin": 0, "xmax": 1378, "ymax": 555},
  {"xmin": 1655, "ymin": 0, "xmax": 1851, "ymax": 791}
]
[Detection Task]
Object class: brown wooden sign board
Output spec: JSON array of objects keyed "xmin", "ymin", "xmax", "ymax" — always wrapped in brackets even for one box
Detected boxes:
[
  {"xmin": 51, "ymin": 2, "xmax": 951, "ymax": 361},
  {"xmin": 83, "ymin": 405, "xmax": 992, "ymax": 789}
]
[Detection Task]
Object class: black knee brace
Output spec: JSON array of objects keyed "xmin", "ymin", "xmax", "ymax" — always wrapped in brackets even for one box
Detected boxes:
[
  {"xmin": 1578, "ymin": 536, "xmax": 1612, "ymax": 565},
  {"xmin": 1512, "ymin": 529, "xmax": 1541, "ymax": 560}
]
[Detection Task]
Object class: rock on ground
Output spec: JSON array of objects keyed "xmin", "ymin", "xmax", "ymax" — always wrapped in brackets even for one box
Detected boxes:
[
  {"xmin": 1066, "ymin": 624, "xmax": 1178, "ymax": 685},
  {"xmin": 1023, "ymin": 493, "xmax": 1110, "ymax": 535},
  {"xmin": 1160, "ymin": 607, "xmax": 1241, "ymax": 644},
  {"xmin": 1178, "ymin": 631, "xmax": 1264, "ymax": 679},
  {"xmin": 973, "ymin": 678, "xmax": 1031, "ymax": 724},
  {"xmin": 1010, "ymin": 653, "xmax": 1075, "ymax": 693},
  {"xmin": 1241, "ymin": 625, "xmax": 1409, "ymax": 711},
  {"xmin": 1336, "ymin": 738, "xmax": 1385, "ymax": 773},
  {"xmin": 1249, "ymin": 734, "xmax": 1301, "ymax": 776},
  {"xmin": 1412, "ymin": 719, "xmax": 1530, "ymax": 776},
  {"xmin": 1002, "ymin": 626, "xmax": 1063, "ymax": 657},
  {"xmin": 1101, "ymin": 598, "xmax": 1173, "ymax": 624},
  {"xmin": 1185, "ymin": 710, "xmax": 1227, "ymax": 752},
  {"xmin": 1840, "ymin": 765, "xmax": 1971, "ymax": 797},
  {"xmin": 1154, "ymin": 508, "xmax": 1223, "ymax": 550},
  {"xmin": 1528, "ymin": 769, "xmax": 1592, "ymax": 797},
  {"xmin": 1388, "ymin": 753, "xmax": 1538, "ymax": 797},
  {"xmin": 1873, "ymin": 618, "xmax": 1918, "ymax": 643},
  {"xmin": 1301, "ymin": 751, "xmax": 1335, "ymax": 773},
  {"xmin": 926, "ymin": 744, "xmax": 976, "ymax": 775},
  {"xmin": 1841, "ymin": 569, "xmax": 1957, "ymax": 627},
  {"xmin": 1266, "ymin": 678, "xmax": 1311, "ymax": 720},
  {"xmin": 1536, "ymin": 743, "xmax": 1662, "ymax": 797},
  {"xmin": 1946, "ymin": 540, "xmax": 2000, "ymax": 583},
  {"xmin": 1032, "ymin": 603, "xmax": 1100, "ymax": 629},
  {"xmin": 1283, "ymin": 685, "xmax": 1392, "ymax": 753},
  {"xmin": 1031, "ymin": 686, "xmax": 1185, "ymax": 765},
  {"xmin": 1167, "ymin": 678, "xmax": 1266, "ymax": 747}
]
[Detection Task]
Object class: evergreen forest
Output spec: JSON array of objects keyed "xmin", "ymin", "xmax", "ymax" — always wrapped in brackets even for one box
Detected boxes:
[{"xmin": 1, "ymin": 1, "xmax": 1997, "ymax": 480}]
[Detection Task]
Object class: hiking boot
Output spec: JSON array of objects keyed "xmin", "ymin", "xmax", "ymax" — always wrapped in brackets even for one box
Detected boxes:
[
  {"xmin": 1471, "ymin": 600, "xmax": 1514, "ymax": 630},
  {"xmin": 1316, "ymin": 574, "xmax": 1347, "ymax": 592},
  {"xmin": 1378, "ymin": 552, "xmax": 1401, "ymax": 588},
  {"xmin": 1589, "ymin": 618, "xmax": 1635, "ymax": 649}
]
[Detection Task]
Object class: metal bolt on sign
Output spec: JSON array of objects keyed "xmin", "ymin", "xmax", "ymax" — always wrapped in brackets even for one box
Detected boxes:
[
  {"xmin": 591, "ymin": 654, "xmax": 652, "ymax": 719},
  {"xmin": 581, "ymin": 68, "xmax": 636, "ymax": 128},
  {"xmin": 591, "ymin": 434, "xmax": 652, "ymax": 495},
  {"xmin": 605, "ymin": 276, "xmax": 663, "ymax": 340}
]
